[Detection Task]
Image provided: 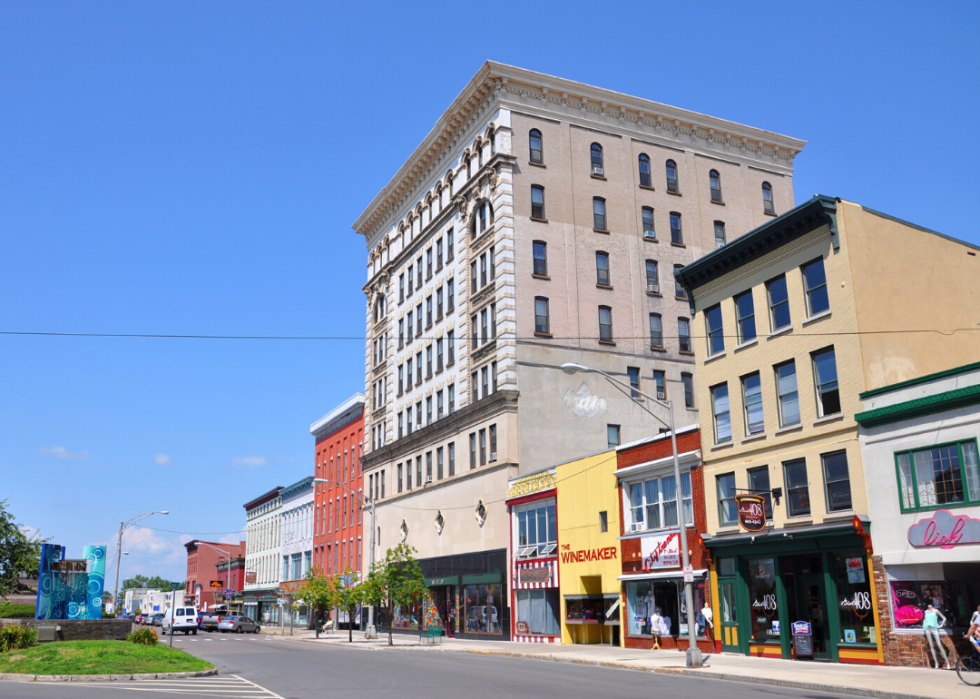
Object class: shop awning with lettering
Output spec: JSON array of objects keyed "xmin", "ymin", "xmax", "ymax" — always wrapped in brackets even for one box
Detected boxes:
[
  {"xmin": 425, "ymin": 576, "xmax": 459, "ymax": 586},
  {"xmin": 462, "ymin": 573, "xmax": 502, "ymax": 585},
  {"xmin": 617, "ymin": 569, "xmax": 706, "ymax": 582}
]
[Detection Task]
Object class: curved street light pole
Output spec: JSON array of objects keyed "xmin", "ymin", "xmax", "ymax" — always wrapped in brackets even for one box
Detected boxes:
[
  {"xmin": 312, "ymin": 478, "xmax": 377, "ymax": 638},
  {"xmin": 112, "ymin": 510, "xmax": 169, "ymax": 617},
  {"xmin": 196, "ymin": 542, "xmax": 232, "ymax": 611},
  {"xmin": 561, "ymin": 363, "xmax": 703, "ymax": 668}
]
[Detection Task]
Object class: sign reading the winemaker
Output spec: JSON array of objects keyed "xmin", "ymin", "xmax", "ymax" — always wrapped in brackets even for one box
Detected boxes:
[
  {"xmin": 791, "ymin": 621, "xmax": 814, "ymax": 659},
  {"xmin": 735, "ymin": 494, "xmax": 767, "ymax": 532}
]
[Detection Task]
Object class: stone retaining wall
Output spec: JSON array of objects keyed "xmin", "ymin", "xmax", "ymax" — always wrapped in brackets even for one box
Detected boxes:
[{"xmin": 0, "ymin": 618, "xmax": 133, "ymax": 642}]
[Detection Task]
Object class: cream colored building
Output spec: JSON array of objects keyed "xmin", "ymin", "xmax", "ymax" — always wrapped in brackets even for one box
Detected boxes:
[
  {"xmin": 353, "ymin": 62, "xmax": 805, "ymax": 640},
  {"xmin": 675, "ymin": 196, "xmax": 980, "ymax": 664}
]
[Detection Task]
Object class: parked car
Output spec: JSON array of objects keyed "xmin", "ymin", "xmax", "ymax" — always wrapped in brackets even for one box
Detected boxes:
[
  {"xmin": 151, "ymin": 614, "xmax": 164, "ymax": 626},
  {"xmin": 201, "ymin": 609, "xmax": 233, "ymax": 632},
  {"xmin": 162, "ymin": 606, "xmax": 199, "ymax": 636},
  {"xmin": 217, "ymin": 615, "xmax": 260, "ymax": 634}
]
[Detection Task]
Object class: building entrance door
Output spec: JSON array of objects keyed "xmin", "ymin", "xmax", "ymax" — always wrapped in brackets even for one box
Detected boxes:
[
  {"xmin": 718, "ymin": 580, "xmax": 740, "ymax": 652},
  {"xmin": 796, "ymin": 574, "xmax": 830, "ymax": 660}
]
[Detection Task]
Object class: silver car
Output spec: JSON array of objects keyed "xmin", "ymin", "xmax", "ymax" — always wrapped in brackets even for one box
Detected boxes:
[{"xmin": 217, "ymin": 615, "xmax": 260, "ymax": 634}]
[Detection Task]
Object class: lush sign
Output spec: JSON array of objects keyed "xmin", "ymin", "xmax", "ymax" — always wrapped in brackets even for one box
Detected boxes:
[
  {"xmin": 735, "ymin": 494, "xmax": 767, "ymax": 532},
  {"xmin": 907, "ymin": 509, "xmax": 980, "ymax": 549}
]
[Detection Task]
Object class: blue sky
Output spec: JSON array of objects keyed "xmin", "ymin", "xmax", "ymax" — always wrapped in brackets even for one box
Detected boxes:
[{"xmin": 1, "ymin": 1, "xmax": 977, "ymax": 584}]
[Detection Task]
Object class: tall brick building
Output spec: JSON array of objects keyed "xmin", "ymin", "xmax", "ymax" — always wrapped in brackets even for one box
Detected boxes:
[{"xmin": 184, "ymin": 539, "xmax": 245, "ymax": 612}]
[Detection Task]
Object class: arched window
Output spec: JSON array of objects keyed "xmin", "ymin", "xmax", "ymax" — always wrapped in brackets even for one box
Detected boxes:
[
  {"xmin": 709, "ymin": 169, "xmax": 722, "ymax": 203},
  {"xmin": 762, "ymin": 182, "xmax": 775, "ymax": 214},
  {"xmin": 465, "ymin": 156, "xmax": 472, "ymax": 180},
  {"xmin": 590, "ymin": 143, "xmax": 604, "ymax": 175},
  {"xmin": 529, "ymin": 129, "xmax": 543, "ymax": 164},
  {"xmin": 666, "ymin": 160, "xmax": 679, "ymax": 193},
  {"xmin": 474, "ymin": 200, "xmax": 494, "ymax": 236},
  {"xmin": 638, "ymin": 154, "xmax": 651, "ymax": 187}
]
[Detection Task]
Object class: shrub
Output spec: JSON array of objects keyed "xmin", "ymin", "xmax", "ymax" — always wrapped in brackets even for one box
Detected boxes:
[
  {"xmin": 126, "ymin": 628, "xmax": 158, "ymax": 646},
  {"xmin": 0, "ymin": 625, "xmax": 37, "ymax": 652},
  {"xmin": 102, "ymin": 610, "xmax": 117, "ymax": 618}
]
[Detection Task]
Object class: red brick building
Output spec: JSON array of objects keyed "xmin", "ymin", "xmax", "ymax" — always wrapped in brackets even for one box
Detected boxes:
[
  {"xmin": 616, "ymin": 426, "xmax": 713, "ymax": 653},
  {"xmin": 310, "ymin": 394, "xmax": 365, "ymax": 579},
  {"xmin": 184, "ymin": 539, "xmax": 245, "ymax": 611}
]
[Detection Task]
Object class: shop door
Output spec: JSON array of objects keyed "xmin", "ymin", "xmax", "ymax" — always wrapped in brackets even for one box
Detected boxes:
[
  {"xmin": 719, "ymin": 580, "xmax": 741, "ymax": 653},
  {"xmin": 796, "ymin": 575, "xmax": 830, "ymax": 660}
]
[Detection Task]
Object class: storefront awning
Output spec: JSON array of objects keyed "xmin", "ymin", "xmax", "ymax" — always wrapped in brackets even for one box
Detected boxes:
[
  {"xmin": 617, "ymin": 569, "xmax": 706, "ymax": 582},
  {"xmin": 425, "ymin": 576, "xmax": 459, "ymax": 586},
  {"xmin": 461, "ymin": 573, "xmax": 502, "ymax": 584}
]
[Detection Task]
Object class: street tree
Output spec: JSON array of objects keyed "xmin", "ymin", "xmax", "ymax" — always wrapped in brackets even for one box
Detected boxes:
[
  {"xmin": 361, "ymin": 543, "xmax": 426, "ymax": 647},
  {"xmin": 329, "ymin": 567, "xmax": 364, "ymax": 643},
  {"xmin": 122, "ymin": 575, "xmax": 172, "ymax": 591},
  {"xmin": 0, "ymin": 499, "xmax": 45, "ymax": 600},
  {"xmin": 294, "ymin": 570, "xmax": 332, "ymax": 638}
]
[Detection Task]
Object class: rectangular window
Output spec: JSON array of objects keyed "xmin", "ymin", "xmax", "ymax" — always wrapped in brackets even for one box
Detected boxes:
[
  {"xmin": 491, "ymin": 361, "xmax": 498, "ymax": 393},
  {"xmin": 705, "ymin": 304, "xmax": 725, "ymax": 355},
  {"xmin": 448, "ymin": 383, "xmax": 455, "ymax": 413},
  {"xmin": 626, "ymin": 366, "xmax": 640, "ymax": 398},
  {"xmin": 598, "ymin": 306, "xmax": 613, "ymax": 342},
  {"xmin": 783, "ymin": 459, "xmax": 810, "ymax": 517},
  {"xmin": 481, "ymin": 366, "xmax": 489, "ymax": 398},
  {"xmin": 480, "ymin": 254, "xmax": 487, "ymax": 288},
  {"xmin": 447, "ymin": 330, "xmax": 455, "ymax": 364},
  {"xmin": 747, "ymin": 466, "xmax": 773, "ymax": 519},
  {"xmin": 682, "ymin": 373, "xmax": 694, "ymax": 409},
  {"xmin": 416, "ymin": 456, "xmax": 422, "ymax": 488},
  {"xmin": 397, "ymin": 463, "xmax": 403, "ymax": 493},
  {"xmin": 742, "ymin": 372, "xmax": 765, "ymax": 435},
  {"xmin": 479, "ymin": 429, "xmax": 487, "ymax": 465},
  {"xmin": 436, "ymin": 238, "xmax": 443, "ymax": 269},
  {"xmin": 426, "ymin": 451, "xmax": 432, "ymax": 482},
  {"xmin": 674, "ymin": 265, "xmax": 687, "ymax": 299},
  {"xmin": 407, "ymin": 267, "xmax": 413, "ymax": 296},
  {"xmin": 822, "ymin": 450, "xmax": 852, "ymax": 512},
  {"xmin": 471, "ymin": 315, "xmax": 479, "ymax": 349},
  {"xmin": 447, "ymin": 278, "xmax": 454, "ymax": 312},
  {"xmin": 626, "ymin": 472, "xmax": 694, "ymax": 532},
  {"xmin": 535, "ymin": 298, "xmax": 550, "ymax": 334},
  {"xmin": 812, "ymin": 347, "xmax": 841, "ymax": 417},
  {"xmin": 650, "ymin": 314, "xmax": 663, "ymax": 348},
  {"xmin": 714, "ymin": 221, "xmax": 726, "ymax": 247},
  {"xmin": 607, "ymin": 424, "xmax": 621, "ymax": 448},
  {"xmin": 437, "ymin": 338, "xmax": 444, "ymax": 372},
  {"xmin": 735, "ymin": 290, "xmax": 756, "ymax": 343},
  {"xmin": 471, "ymin": 260, "xmax": 477, "ymax": 294},
  {"xmin": 678, "ymin": 318, "xmax": 691, "ymax": 352},
  {"xmin": 437, "ymin": 389, "xmax": 444, "ymax": 418},
  {"xmin": 426, "ymin": 346, "xmax": 433, "ymax": 377},
  {"xmin": 802, "ymin": 258, "xmax": 830, "ymax": 316},
  {"xmin": 653, "ymin": 371, "xmax": 665, "ymax": 401},
  {"xmin": 593, "ymin": 198, "xmax": 607, "ymax": 230},
  {"xmin": 767, "ymin": 275, "xmax": 791, "ymax": 331},
  {"xmin": 399, "ymin": 273, "xmax": 405, "ymax": 302},
  {"xmin": 642, "ymin": 207, "xmax": 655, "ymax": 238},
  {"xmin": 531, "ymin": 185, "xmax": 545, "ymax": 219},
  {"xmin": 416, "ymin": 351, "xmax": 422, "ymax": 383},
  {"xmin": 426, "ymin": 396, "xmax": 432, "ymax": 424},
  {"xmin": 596, "ymin": 252, "xmax": 610, "ymax": 285},
  {"xmin": 775, "ymin": 361, "xmax": 800, "ymax": 427},
  {"xmin": 896, "ymin": 440, "xmax": 980, "ymax": 511},
  {"xmin": 717, "ymin": 473, "xmax": 737, "ymax": 525},
  {"xmin": 447, "ymin": 229, "xmax": 454, "ymax": 261},
  {"xmin": 747, "ymin": 559, "xmax": 779, "ymax": 642},
  {"xmin": 416, "ymin": 303, "xmax": 422, "ymax": 335},
  {"xmin": 645, "ymin": 260, "xmax": 658, "ymax": 293},
  {"xmin": 670, "ymin": 213, "xmax": 682, "ymax": 244},
  {"xmin": 448, "ymin": 442, "xmax": 455, "ymax": 476},
  {"xmin": 600, "ymin": 511, "xmax": 608, "ymax": 533},
  {"xmin": 711, "ymin": 384, "xmax": 731, "ymax": 444},
  {"xmin": 437, "ymin": 287, "xmax": 443, "ymax": 319},
  {"xmin": 397, "ymin": 365, "xmax": 404, "ymax": 395},
  {"xmin": 533, "ymin": 241, "xmax": 547, "ymax": 276},
  {"xmin": 490, "ymin": 424, "xmax": 497, "ymax": 459},
  {"xmin": 426, "ymin": 248, "xmax": 432, "ymax": 278},
  {"xmin": 470, "ymin": 433, "xmax": 476, "ymax": 469},
  {"xmin": 426, "ymin": 296, "xmax": 432, "ymax": 327}
]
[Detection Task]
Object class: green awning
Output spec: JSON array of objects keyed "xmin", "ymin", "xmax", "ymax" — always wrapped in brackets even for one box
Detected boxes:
[
  {"xmin": 855, "ymin": 383, "xmax": 980, "ymax": 427},
  {"xmin": 425, "ymin": 576, "xmax": 459, "ymax": 586},
  {"xmin": 462, "ymin": 573, "xmax": 502, "ymax": 585}
]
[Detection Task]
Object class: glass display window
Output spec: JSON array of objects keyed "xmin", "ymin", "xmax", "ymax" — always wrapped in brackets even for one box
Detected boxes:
[
  {"xmin": 626, "ymin": 581, "xmax": 680, "ymax": 637},
  {"xmin": 889, "ymin": 579, "xmax": 951, "ymax": 630},
  {"xmin": 834, "ymin": 554, "xmax": 876, "ymax": 645},
  {"xmin": 747, "ymin": 558, "xmax": 780, "ymax": 642},
  {"xmin": 565, "ymin": 596, "xmax": 604, "ymax": 623},
  {"xmin": 516, "ymin": 589, "xmax": 560, "ymax": 635},
  {"xmin": 464, "ymin": 583, "xmax": 502, "ymax": 634},
  {"xmin": 392, "ymin": 601, "xmax": 420, "ymax": 629}
]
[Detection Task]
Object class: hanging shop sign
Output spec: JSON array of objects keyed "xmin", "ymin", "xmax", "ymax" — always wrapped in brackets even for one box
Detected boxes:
[
  {"xmin": 508, "ymin": 469, "xmax": 556, "ymax": 499},
  {"xmin": 907, "ymin": 509, "xmax": 980, "ymax": 549},
  {"xmin": 639, "ymin": 531, "xmax": 680, "ymax": 571},
  {"xmin": 245, "ymin": 572, "xmax": 257, "ymax": 584},
  {"xmin": 735, "ymin": 494, "xmax": 767, "ymax": 532}
]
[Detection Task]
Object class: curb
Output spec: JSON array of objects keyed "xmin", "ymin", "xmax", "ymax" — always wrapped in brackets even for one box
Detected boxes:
[
  {"xmin": 298, "ymin": 638, "xmax": 944, "ymax": 699},
  {"xmin": 0, "ymin": 669, "xmax": 218, "ymax": 682}
]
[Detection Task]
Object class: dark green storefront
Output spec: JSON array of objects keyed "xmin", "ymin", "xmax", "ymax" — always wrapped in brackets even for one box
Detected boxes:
[{"xmin": 707, "ymin": 520, "xmax": 881, "ymax": 664}]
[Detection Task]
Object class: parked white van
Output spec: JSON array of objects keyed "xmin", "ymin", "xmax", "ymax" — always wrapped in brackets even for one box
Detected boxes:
[{"xmin": 162, "ymin": 606, "xmax": 199, "ymax": 635}]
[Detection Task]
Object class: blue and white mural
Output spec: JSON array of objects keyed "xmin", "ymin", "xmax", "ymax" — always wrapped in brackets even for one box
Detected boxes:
[{"xmin": 35, "ymin": 543, "xmax": 107, "ymax": 620}]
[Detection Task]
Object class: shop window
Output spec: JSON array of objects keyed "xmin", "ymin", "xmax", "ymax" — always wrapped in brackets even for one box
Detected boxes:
[
  {"xmin": 887, "ymin": 576, "xmax": 980, "ymax": 631},
  {"xmin": 834, "ymin": 554, "xmax": 876, "ymax": 645},
  {"xmin": 822, "ymin": 450, "xmax": 853, "ymax": 512},
  {"xmin": 747, "ymin": 558, "xmax": 780, "ymax": 643},
  {"xmin": 515, "ymin": 589, "xmax": 560, "ymax": 636},
  {"xmin": 783, "ymin": 459, "xmax": 810, "ymax": 517},
  {"xmin": 516, "ymin": 501, "xmax": 557, "ymax": 557},
  {"xmin": 464, "ymin": 583, "xmax": 503, "ymax": 634},
  {"xmin": 626, "ymin": 472, "xmax": 693, "ymax": 532},
  {"xmin": 626, "ymin": 580, "xmax": 704, "ymax": 638},
  {"xmin": 392, "ymin": 600, "xmax": 420, "ymax": 630},
  {"xmin": 895, "ymin": 439, "xmax": 980, "ymax": 512},
  {"xmin": 747, "ymin": 466, "xmax": 772, "ymax": 519}
]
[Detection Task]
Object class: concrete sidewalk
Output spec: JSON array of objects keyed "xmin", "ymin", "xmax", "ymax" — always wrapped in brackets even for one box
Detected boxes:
[{"xmin": 272, "ymin": 629, "xmax": 972, "ymax": 699}]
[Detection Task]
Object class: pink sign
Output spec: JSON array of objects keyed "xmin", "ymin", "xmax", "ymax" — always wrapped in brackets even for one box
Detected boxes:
[{"xmin": 907, "ymin": 509, "xmax": 980, "ymax": 549}]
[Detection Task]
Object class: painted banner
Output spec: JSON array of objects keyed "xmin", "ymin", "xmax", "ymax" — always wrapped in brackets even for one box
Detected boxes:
[{"xmin": 640, "ymin": 531, "xmax": 680, "ymax": 570}]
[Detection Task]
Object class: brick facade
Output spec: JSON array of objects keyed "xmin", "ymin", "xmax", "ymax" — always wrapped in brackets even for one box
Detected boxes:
[{"xmin": 184, "ymin": 539, "xmax": 245, "ymax": 610}]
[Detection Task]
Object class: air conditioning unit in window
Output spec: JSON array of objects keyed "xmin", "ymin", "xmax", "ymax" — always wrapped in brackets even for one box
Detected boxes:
[
  {"xmin": 489, "ymin": 452, "xmax": 497, "ymax": 462},
  {"xmin": 647, "ymin": 283, "xmax": 659, "ymax": 293},
  {"xmin": 592, "ymin": 165, "xmax": 604, "ymax": 176},
  {"xmin": 425, "ymin": 476, "xmax": 432, "ymax": 484},
  {"xmin": 657, "ymin": 391, "xmax": 666, "ymax": 400}
]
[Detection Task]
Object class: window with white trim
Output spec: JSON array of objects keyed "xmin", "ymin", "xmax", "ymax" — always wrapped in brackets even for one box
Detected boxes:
[
  {"xmin": 626, "ymin": 471, "xmax": 693, "ymax": 532},
  {"xmin": 515, "ymin": 500, "xmax": 557, "ymax": 558}
]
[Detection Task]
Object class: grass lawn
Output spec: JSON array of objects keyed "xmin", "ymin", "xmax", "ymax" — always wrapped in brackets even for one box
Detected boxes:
[
  {"xmin": 0, "ymin": 603, "xmax": 36, "ymax": 618},
  {"xmin": 0, "ymin": 640, "xmax": 213, "ymax": 675}
]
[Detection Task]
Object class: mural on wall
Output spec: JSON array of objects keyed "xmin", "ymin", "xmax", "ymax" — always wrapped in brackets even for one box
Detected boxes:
[
  {"xmin": 563, "ymin": 383, "xmax": 607, "ymax": 418},
  {"xmin": 35, "ymin": 543, "xmax": 106, "ymax": 620}
]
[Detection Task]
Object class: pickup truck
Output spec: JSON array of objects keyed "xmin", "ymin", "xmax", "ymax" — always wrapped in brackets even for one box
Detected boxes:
[{"xmin": 201, "ymin": 609, "xmax": 234, "ymax": 632}]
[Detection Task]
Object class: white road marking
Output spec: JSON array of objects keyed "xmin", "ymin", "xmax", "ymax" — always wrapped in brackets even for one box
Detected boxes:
[{"xmin": 75, "ymin": 674, "xmax": 282, "ymax": 698}]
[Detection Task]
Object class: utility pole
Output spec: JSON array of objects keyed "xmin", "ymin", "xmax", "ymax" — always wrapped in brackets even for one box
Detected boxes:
[{"xmin": 111, "ymin": 511, "xmax": 169, "ymax": 616}]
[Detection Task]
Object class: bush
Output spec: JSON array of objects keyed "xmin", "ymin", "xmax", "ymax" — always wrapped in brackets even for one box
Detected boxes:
[
  {"xmin": 126, "ymin": 628, "xmax": 158, "ymax": 646},
  {"xmin": 0, "ymin": 625, "xmax": 37, "ymax": 653},
  {"xmin": 102, "ymin": 610, "xmax": 117, "ymax": 618},
  {"xmin": 0, "ymin": 603, "xmax": 36, "ymax": 619}
]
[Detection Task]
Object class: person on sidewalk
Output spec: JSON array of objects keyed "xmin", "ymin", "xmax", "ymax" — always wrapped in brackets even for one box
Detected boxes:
[
  {"xmin": 966, "ymin": 605, "xmax": 980, "ymax": 640},
  {"xmin": 923, "ymin": 604, "xmax": 951, "ymax": 669}
]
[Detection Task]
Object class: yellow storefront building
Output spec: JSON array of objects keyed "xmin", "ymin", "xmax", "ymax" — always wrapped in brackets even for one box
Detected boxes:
[{"xmin": 556, "ymin": 449, "xmax": 623, "ymax": 646}]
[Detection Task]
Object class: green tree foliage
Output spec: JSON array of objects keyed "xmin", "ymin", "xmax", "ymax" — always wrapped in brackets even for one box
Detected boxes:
[
  {"xmin": 121, "ymin": 575, "xmax": 173, "ymax": 591},
  {"xmin": 360, "ymin": 543, "xmax": 426, "ymax": 646},
  {"xmin": 328, "ymin": 567, "xmax": 364, "ymax": 643},
  {"xmin": 294, "ymin": 570, "xmax": 331, "ymax": 636},
  {"xmin": 0, "ymin": 499, "xmax": 45, "ymax": 600}
]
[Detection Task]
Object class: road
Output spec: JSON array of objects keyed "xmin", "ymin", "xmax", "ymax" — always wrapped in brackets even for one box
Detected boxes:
[{"xmin": 0, "ymin": 635, "xmax": 869, "ymax": 699}]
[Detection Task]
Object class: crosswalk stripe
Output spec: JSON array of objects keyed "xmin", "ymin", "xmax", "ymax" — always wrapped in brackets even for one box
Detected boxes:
[{"xmin": 76, "ymin": 674, "xmax": 281, "ymax": 698}]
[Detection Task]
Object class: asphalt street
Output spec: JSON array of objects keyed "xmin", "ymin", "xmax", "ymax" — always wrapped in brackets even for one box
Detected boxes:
[{"xmin": 0, "ymin": 635, "xmax": 871, "ymax": 699}]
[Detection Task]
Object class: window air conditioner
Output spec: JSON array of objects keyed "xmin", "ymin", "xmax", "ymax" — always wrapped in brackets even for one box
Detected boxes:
[
  {"xmin": 592, "ymin": 165, "xmax": 604, "ymax": 176},
  {"xmin": 647, "ymin": 283, "xmax": 659, "ymax": 293},
  {"xmin": 657, "ymin": 391, "xmax": 666, "ymax": 400},
  {"xmin": 425, "ymin": 476, "xmax": 432, "ymax": 484},
  {"xmin": 489, "ymin": 452, "xmax": 497, "ymax": 462}
]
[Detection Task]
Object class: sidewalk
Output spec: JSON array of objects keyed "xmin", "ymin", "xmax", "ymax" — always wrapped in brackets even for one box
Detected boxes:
[{"xmin": 272, "ymin": 629, "xmax": 972, "ymax": 699}]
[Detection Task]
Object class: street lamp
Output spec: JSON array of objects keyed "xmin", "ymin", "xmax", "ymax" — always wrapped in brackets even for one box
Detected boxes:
[
  {"xmin": 196, "ymin": 542, "xmax": 233, "ymax": 612},
  {"xmin": 112, "ymin": 511, "xmax": 169, "ymax": 618},
  {"xmin": 561, "ymin": 363, "xmax": 703, "ymax": 668},
  {"xmin": 312, "ymin": 478, "xmax": 376, "ymax": 638}
]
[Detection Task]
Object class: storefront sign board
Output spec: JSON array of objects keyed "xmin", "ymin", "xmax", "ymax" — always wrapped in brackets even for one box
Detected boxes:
[
  {"xmin": 735, "ymin": 494, "xmax": 767, "ymax": 532},
  {"xmin": 907, "ymin": 509, "xmax": 980, "ymax": 549},
  {"xmin": 210, "ymin": 580, "xmax": 222, "ymax": 588},
  {"xmin": 245, "ymin": 572, "xmax": 257, "ymax": 584},
  {"xmin": 518, "ymin": 566, "xmax": 552, "ymax": 585},
  {"xmin": 792, "ymin": 620, "xmax": 814, "ymax": 659},
  {"xmin": 508, "ymin": 470, "xmax": 556, "ymax": 499},
  {"xmin": 639, "ymin": 531, "xmax": 680, "ymax": 571}
]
